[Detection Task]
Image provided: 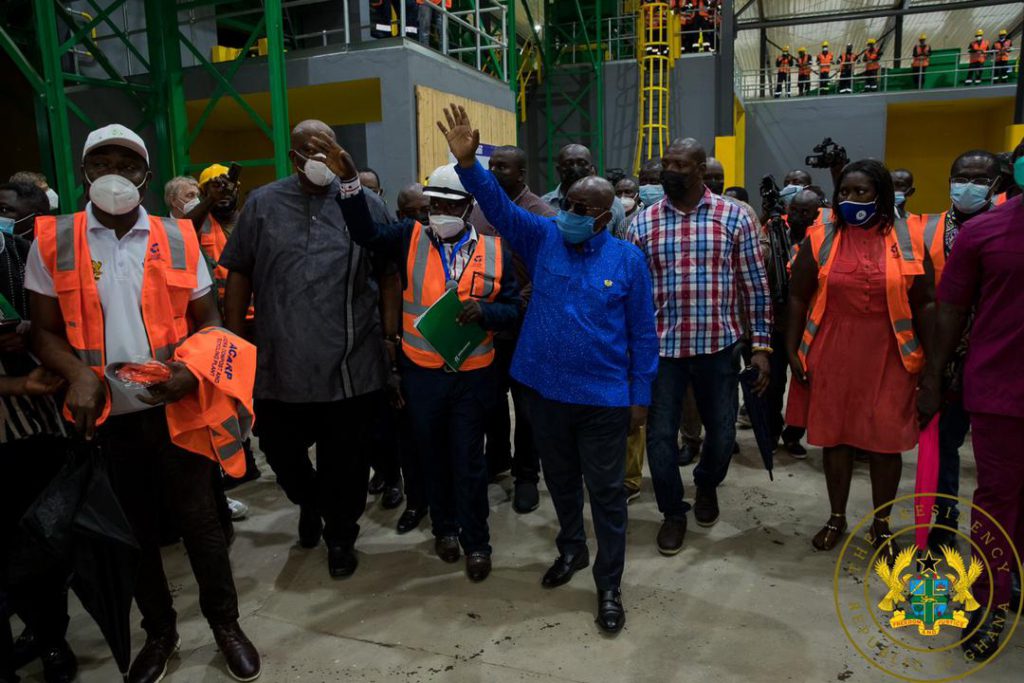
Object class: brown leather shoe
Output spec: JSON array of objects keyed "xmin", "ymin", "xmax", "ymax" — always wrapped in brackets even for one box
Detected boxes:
[
  {"xmin": 466, "ymin": 552, "xmax": 492, "ymax": 582},
  {"xmin": 435, "ymin": 535, "xmax": 460, "ymax": 563},
  {"xmin": 212, "ymin": 622, "xmax": 261, "ymax": 681},
  {"xmin": 656, "ymin": 517, "xmax": 687, "ymax": 556},
  {"xmin": 128, "ymin": 630, "xmax": 180, "ymax": 683}
]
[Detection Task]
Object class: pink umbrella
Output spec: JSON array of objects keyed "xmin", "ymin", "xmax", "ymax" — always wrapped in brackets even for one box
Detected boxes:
[{"xmin": 914, "ymin": 414, "xmax": 942, "ymax": 551}]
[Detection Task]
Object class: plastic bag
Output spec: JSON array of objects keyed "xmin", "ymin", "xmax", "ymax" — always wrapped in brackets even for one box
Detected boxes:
[{"xmin": 105, "ymin": 360, "xmax": 172, "ymax": 389}]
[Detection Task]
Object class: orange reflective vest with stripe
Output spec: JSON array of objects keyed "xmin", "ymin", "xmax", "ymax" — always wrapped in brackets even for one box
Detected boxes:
[
  {"xmin": 863, "ymin": 47, "xmax": 881, "ymax": 72},
  {"xmin": 797, "ymin": 54, "xmax": 812, "ymax": 76},
  {"xmin": 776, "ymin": 55, "xmax": 792, "ymax": 75},
  {"xmin": 969, "ymin": 40, "xmax": 989, "ymax": 65},
  {"xmin": 166, "ymin": 327, "xmax": 256, "ymax": 478},
  {"xmin": 818, "ymin": 51, "xmax": 833, "ymax": 74},
  {"xmin": 35, "ymin": 212, "xmax": 200, "ymax": 425},
  {"xmin": 910, "ymin": 212, "xmax": 947, "ymax": 285},
  {"xmin": 198, "ymin": 215, "xmax": 253, "ymax": 320},
  {"xmin": 995, "ymin": 38, "xmax": 1012, "ymax": 63},
  {"xmin": 912, "ymin": 44, "xmax": 931, "ymax": 68},
  {"xmin": 401, "ymin": 223, "xmax": 503, "ymax": 371},
  {"xmin": 797, "ymin": 220, "xmax": 924, "ymax": 374}
]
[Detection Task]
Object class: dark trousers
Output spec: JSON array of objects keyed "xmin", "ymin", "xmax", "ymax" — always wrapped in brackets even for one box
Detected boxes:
[
  {"xmin": 402, "ymin": 363, "xmax": 494, "ymax": 554},
  {"xmin": 485, "ymin": 337, "xmax": 539, "ymax": 484},
  {"xmin": 100, "ymin": 408, "xmax": 239, "ymax": 636},
  {"xmin": 646, "ymin": 346, "xmax": 739, "ymax": 520},
  {"xmin": 819, "ymin": 71, "xmax": 830, "ymax": 91},
  {"xmin": 775, "ymin": 72, "xmax": 789, "ymax": 97},
  {"xmin": 418, "ymin": 3, "xmax": 443, "ymax": 47},
  {"xmin": 370, "ymin": 0, "xmax": 417, "ymax": 38},
  {"xmin": 935, "ymin": 399, "xmax": 971, "ymax": 528},
  {"xmin": 912, "ymin": 65, "xmax": 926, "ymax": 88},
  {"xmin": 995, "ymin": 61, "xmax": 1011, "ymax": 81},
  {"xmin": 865, "ymin": 70, "xmax": 879, "ymax": 90},
  {"xmin": 839, "ymin": 67, "xmax": 853, "ymax": 91},
  {"xmin": 526, "ymin": 388, "xmax": 628, "ymax": 591},
  {"xmin": 966, "ymin": 64, "xmax": 983, "ymax": 83},
  {"xmin": 371, "ymin": 400, "xmax": 402, "ymax": 486},
  {"xmin": 797, "ymin": 72, "xmax": 810, "ymax": 95},
  {"xmin": 767, "ymin": 328, "xmax": 805, "ymax": 445},
  {"xmin": 969, "ymin": 413, "xmax": 1024, "ymax": 608},
  {"xmin": 255, "ymin": 395, "xmax": 377, "ymax": 548},
  {"xmin": 1, "ymin": 436, "xmax": 72, "ymax": 678}
]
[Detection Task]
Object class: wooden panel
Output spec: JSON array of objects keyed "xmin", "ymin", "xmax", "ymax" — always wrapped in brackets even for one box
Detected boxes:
[{"xmin": 415, "ymin": 85, "xmax": 517, "ymax": 183}]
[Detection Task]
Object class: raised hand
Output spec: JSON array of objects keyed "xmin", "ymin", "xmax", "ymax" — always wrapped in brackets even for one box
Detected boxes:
[
  {"xmin": 308, "ymin": 133, "xmax": 358, "ymax": 180},
  {"xmin": 437, "ymin": 104, "xmax": 480, "ymax": 167}
]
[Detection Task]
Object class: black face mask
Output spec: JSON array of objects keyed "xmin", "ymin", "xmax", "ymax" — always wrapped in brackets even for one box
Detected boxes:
[
  {"xmin": 705, "ymin": 179, "xmax": 725, "ymax": 196},
  {"xmin": 660, "ymin": 170, "xmax": 694, "ymax": 200}
]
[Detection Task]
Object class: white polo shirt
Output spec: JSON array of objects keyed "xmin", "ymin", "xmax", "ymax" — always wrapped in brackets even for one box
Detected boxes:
[{"xmin": 24, "ymin": 203, "xmax": 212, "ymax": 415}]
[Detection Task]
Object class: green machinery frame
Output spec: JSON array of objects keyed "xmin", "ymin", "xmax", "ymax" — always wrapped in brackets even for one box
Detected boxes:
[{"xmin": 0, "ymin": 0, "xmax": 292, "ymax": 212}]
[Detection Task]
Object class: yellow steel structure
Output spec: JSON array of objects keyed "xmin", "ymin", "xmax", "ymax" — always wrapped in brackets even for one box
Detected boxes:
[
  {"xmin": 633, "ymin": 1, "xmax": 675, "ymax": 175},
  {"xmin": 516, "ymin": 38, "xmax": 542, "ymax": 123}
]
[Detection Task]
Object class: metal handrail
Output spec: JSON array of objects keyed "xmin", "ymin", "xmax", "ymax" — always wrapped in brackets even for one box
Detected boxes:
[{"xmin": 735, "ymin": 47, "xmax": 1020, "ymax": 101}]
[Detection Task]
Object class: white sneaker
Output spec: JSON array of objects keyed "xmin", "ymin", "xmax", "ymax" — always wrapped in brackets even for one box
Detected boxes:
[{"xmin": 228, "ymin": 497, "xmax": 249, "ymax": 521}]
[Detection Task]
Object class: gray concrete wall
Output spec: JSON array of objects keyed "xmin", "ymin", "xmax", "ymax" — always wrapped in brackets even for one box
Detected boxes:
[{"xmin": 741, "ymin": 83, "xmax": 1016, "ymax": 196}]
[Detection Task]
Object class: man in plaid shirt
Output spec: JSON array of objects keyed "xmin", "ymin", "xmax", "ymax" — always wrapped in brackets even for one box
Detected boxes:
[{"xmin": 627, "ymin": 138, "xmax": 772, "ymax": 555}]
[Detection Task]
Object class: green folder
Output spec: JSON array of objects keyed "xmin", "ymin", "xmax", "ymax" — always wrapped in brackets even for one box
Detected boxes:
[{"xmin": 413, "ymin": 288, "xmax": 486, "ymax": 371}]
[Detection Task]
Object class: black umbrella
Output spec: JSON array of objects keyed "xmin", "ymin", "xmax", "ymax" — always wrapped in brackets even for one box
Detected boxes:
[
  {"xmin": 21, "ymin": 443, "xmax": 139, "ymax": 678},
  {"xmin": 735, "ymin": 346, "xmax": 777, "ymax": 481}
]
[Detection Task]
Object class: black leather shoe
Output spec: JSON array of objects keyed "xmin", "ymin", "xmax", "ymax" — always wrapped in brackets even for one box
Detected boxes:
[
  {"xmin": 381, "ymin": 482, "xmax": 404, "ymax": 510},
  {"xmin": 466, "ymin": 552, "xmax": 492, "ymax": 582},
  {"xmin": 11, "ymin": 626, "xmax": 38, "ymax": 671},
  {"xmin": 298, "ymin": 504, "xmax": 322, "ymax": 549},
  {"xmin": 128, "ymin": 630, "xmax": 180, "ymax": 683},
  {"xmin": 541, "ymin": 552, "xmax": 590, "ymax": 588},
  {"xmin": 40, "ymin": 640, "xmax": 77, "ymax": 683},
  {"xmin": 513, "ymin": 481, "xmax": 540, "ymax": 514},
  {"xmin": 367, "ymin": 472, "xmax": 386, "ymax": 495},
  {"xmin": 596, "ymin": 589, "xmax": 625, "ymax": 634},
  {"xmin": 328, "ymin": 545, "xmax": 358, "ymax": 578},
  {"xmin": 396, "ymin": 507, "xmax": 427, "ymax": 534},
  {"xmin": 961, "ymin": 607, "xmax": 1006, "ymax": 662},
  {"xmin": 435, "ymin": 535, "xmax": 461, "ymax": 563},
  {"xmin": 656, "ymin": 517, "xmax": 687, "ymax": 555},
  {"xmin": 693, "ymin": 486, "xmax": 720, "ymax": 527},
  {"xmin": 212, "ymin": 622, "xmax": 261, "ymax": 681},
  {"xmin": 677, "ymin": 443, "xmax": 697, "ymax": 467}
]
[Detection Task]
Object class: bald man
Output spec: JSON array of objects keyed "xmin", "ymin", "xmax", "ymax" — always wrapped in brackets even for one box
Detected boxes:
[
  {"xmin": 542, "ymin": 144, "xmax": 629, "ymax": 238},
  {"xmin": 220, "ymin": 119, "xmax": 395, "ymax": 579},
  {"xmin": 441, "ymin": 105, "xmax": 658, "ymax": 634}
]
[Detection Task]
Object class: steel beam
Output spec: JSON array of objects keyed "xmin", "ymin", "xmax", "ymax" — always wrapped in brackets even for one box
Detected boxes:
[
  {"xmin": 265, "ymin": 0, "xmax": 292, "ymax": 178},
  {"xmin": 738, "ymin": 0, "xmax": 1023, "ymax": 31},
  {"xmin": 716, "ymin": 0, "xmax": 735, "ymax": 137},
  {"xmin": 33, "ymin": 0, "xmax": 78, "ymax": 211}
]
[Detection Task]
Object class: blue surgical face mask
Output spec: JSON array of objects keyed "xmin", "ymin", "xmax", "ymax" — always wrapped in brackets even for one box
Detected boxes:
[
  {"xmin": 0, "ymin": 217, "xmax": 14, "ymax": 236},
  {"xmin": 556, "ymin": 210, "xmax": 599, "ymax": 244},
  {"xmin": 894, "ymin": 191, "xmax": 906, "ymax": 207},
  {"xmin": 838, "ymin": 199, "xmax": 878, "ymax": 227},
  {"xmin": 950, "ymin": 182, "xmax": 991, "ymax": 214},
  {"xmin": 638, "ymin": 184, "xmax": 664, "ymax": 206},
  {"xmin": 780, "ymin": 184, "xmax": 802, "ymax": 207}
]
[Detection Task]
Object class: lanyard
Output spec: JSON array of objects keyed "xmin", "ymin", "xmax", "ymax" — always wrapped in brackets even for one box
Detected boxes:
[{"xmin": 435, "ymin": 230, "xmax": 472, "ymax": 288}]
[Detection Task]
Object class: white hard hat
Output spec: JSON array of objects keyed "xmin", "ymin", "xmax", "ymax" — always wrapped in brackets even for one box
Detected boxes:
[
  {"xmin": 83, "ymin": 124, "xmax": 149, "ymax": 166},
  {"xmin": 423, "ymin": 164, "xmax": 471, "ymax": 202}
]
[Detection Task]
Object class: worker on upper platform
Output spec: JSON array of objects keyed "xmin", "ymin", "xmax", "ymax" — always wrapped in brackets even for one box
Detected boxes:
[
  {"xmin": 775, "ymin": 46, "xmax": 793, "ymax": 98},
  {"xmin": 912, "ymin": 34, "xmax": 931, "ymax": 89},
  {"xmin": 817, "ymin": 41, "xmax": 833, "ymax": 92},
  {"xmin": 838, "ymin": 43, "xmax": 857, "ymax": 93},
  {"xmin": 796, "ymin": 47, "xmax": 813, "ymax": 96},
  {"xmin": 966, "ymin": 29, "xmax": 989, "ymax": 85},
  {"xmin": 994, "ymin": 29, "xmax": 1013, "ymax": 82},
  {"xmin": 862, "ymin": 38, "xmax": 882, "ymax": 91}
]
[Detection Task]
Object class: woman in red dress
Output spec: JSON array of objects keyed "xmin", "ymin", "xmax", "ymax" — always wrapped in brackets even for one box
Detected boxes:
[{"xmin": 786, "ymin": 159, "xmax": 934, "ymax": 557}]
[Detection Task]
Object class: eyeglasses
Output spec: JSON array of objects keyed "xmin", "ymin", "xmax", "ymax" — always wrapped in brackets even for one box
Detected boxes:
[{"xmin": 950, "ymin": 177, "xmax": 994, "ymax": 187}]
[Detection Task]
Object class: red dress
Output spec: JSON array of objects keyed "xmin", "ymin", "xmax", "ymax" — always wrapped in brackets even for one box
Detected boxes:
[{"xmin": 802, "ymin": 226, "xmax": 919, "ymax": 453}]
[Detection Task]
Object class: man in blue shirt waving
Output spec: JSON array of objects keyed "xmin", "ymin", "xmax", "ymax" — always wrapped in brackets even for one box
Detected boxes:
[{"xmin": 440, "ymin": 105, "xmax": 659, "ymax": 634}]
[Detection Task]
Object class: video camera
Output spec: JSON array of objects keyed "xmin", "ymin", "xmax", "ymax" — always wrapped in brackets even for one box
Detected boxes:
[
  {"xmin": 760, "ymin": 174, "xmax": 785, "ymax": 219},
  {"xmin": 805, "ymin": 137, "xmax": 848, "ymax": 169}
]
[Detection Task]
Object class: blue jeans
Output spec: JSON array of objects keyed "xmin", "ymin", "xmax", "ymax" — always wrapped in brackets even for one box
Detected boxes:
[
  {"xmin": 646, "ymin": 345, "xmax": 739, "ymax": 520},
  {"xmin": 935, "ymin": 398, "xmax": 971, "ymax": 529}
]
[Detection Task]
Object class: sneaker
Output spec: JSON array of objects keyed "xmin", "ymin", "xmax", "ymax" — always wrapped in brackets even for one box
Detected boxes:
[
  {"xmin": 784, "ymin": 441, "xmax": 808, "ymax": 459},
  {"xmin": 656, "ymin": 517, "xmax": 687, "ymax": 555},
  {"xmin": 227, "ymin": 497, "xmax": 248, "ymax": 521},
  {"xmin": 625, "ymin": 486, "xmax": 640, "ymax": 504},
  {"xmin": 693, "ymin": 487, "xmax": 720, "ymax": 527}
]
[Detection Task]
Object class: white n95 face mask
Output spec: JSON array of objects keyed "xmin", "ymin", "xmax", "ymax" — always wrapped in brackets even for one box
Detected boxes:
[
  {"xmin": 88, "ymin": 173, "xmax": 144, "ymax": 215},
  {"xmin": 299, "ymin": 154, "xmax": 336, "ymax": 187},
  {"xmin": 428, "ymin": 214, "xmax": 465, "ymax": 239},
  {"xmin": 181, "ymin": 197, "xmax": 201, "ymax": 214}
]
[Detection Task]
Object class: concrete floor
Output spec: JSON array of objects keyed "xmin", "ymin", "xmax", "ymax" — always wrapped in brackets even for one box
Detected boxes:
[{"xmin": 16, "ymin": 427, "xmax": 1024, "ymax": 682}]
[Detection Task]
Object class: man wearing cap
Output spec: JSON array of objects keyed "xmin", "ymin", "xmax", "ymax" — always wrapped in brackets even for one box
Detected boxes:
[
  {"xmin": 775, "ymin": 46, "xmax": 793, "ymax": 98},
  {"xmin": 186, "ymin": 164, "xmax": 240, "ymax": 309},
  {"xmin": 994, "ymin": 29, "xmax": 1012, "ymax": 82},
  {"xmin": 862, "ymin": 38, "xmax": 881, "ymax": 91},
  {"xmin": 817, "ymin": 41, "xmax": 833, "ymax": 92},
  {"xmin": 912, "ymin": 34, "xmax": 931, "ymax": 89},
  {"xmin": 307, "ymin": 135, "xmax": 521, "ymax": 583},
  {"xmin": 966, "ymin": 30, "xmax": 989, "ymax": 85},
  {"xmin": 25, "ymin": 124, "xmax": 260, "ymax": 682},
  {"xmin": 219, "ymin": 121, "xmax": 393, "ymax": 582}
]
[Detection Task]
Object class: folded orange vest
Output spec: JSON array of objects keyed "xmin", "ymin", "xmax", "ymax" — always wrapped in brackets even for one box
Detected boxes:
[{"xmin": 166, "ymin": 326, "xmax": 256, "ymax": 478}]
